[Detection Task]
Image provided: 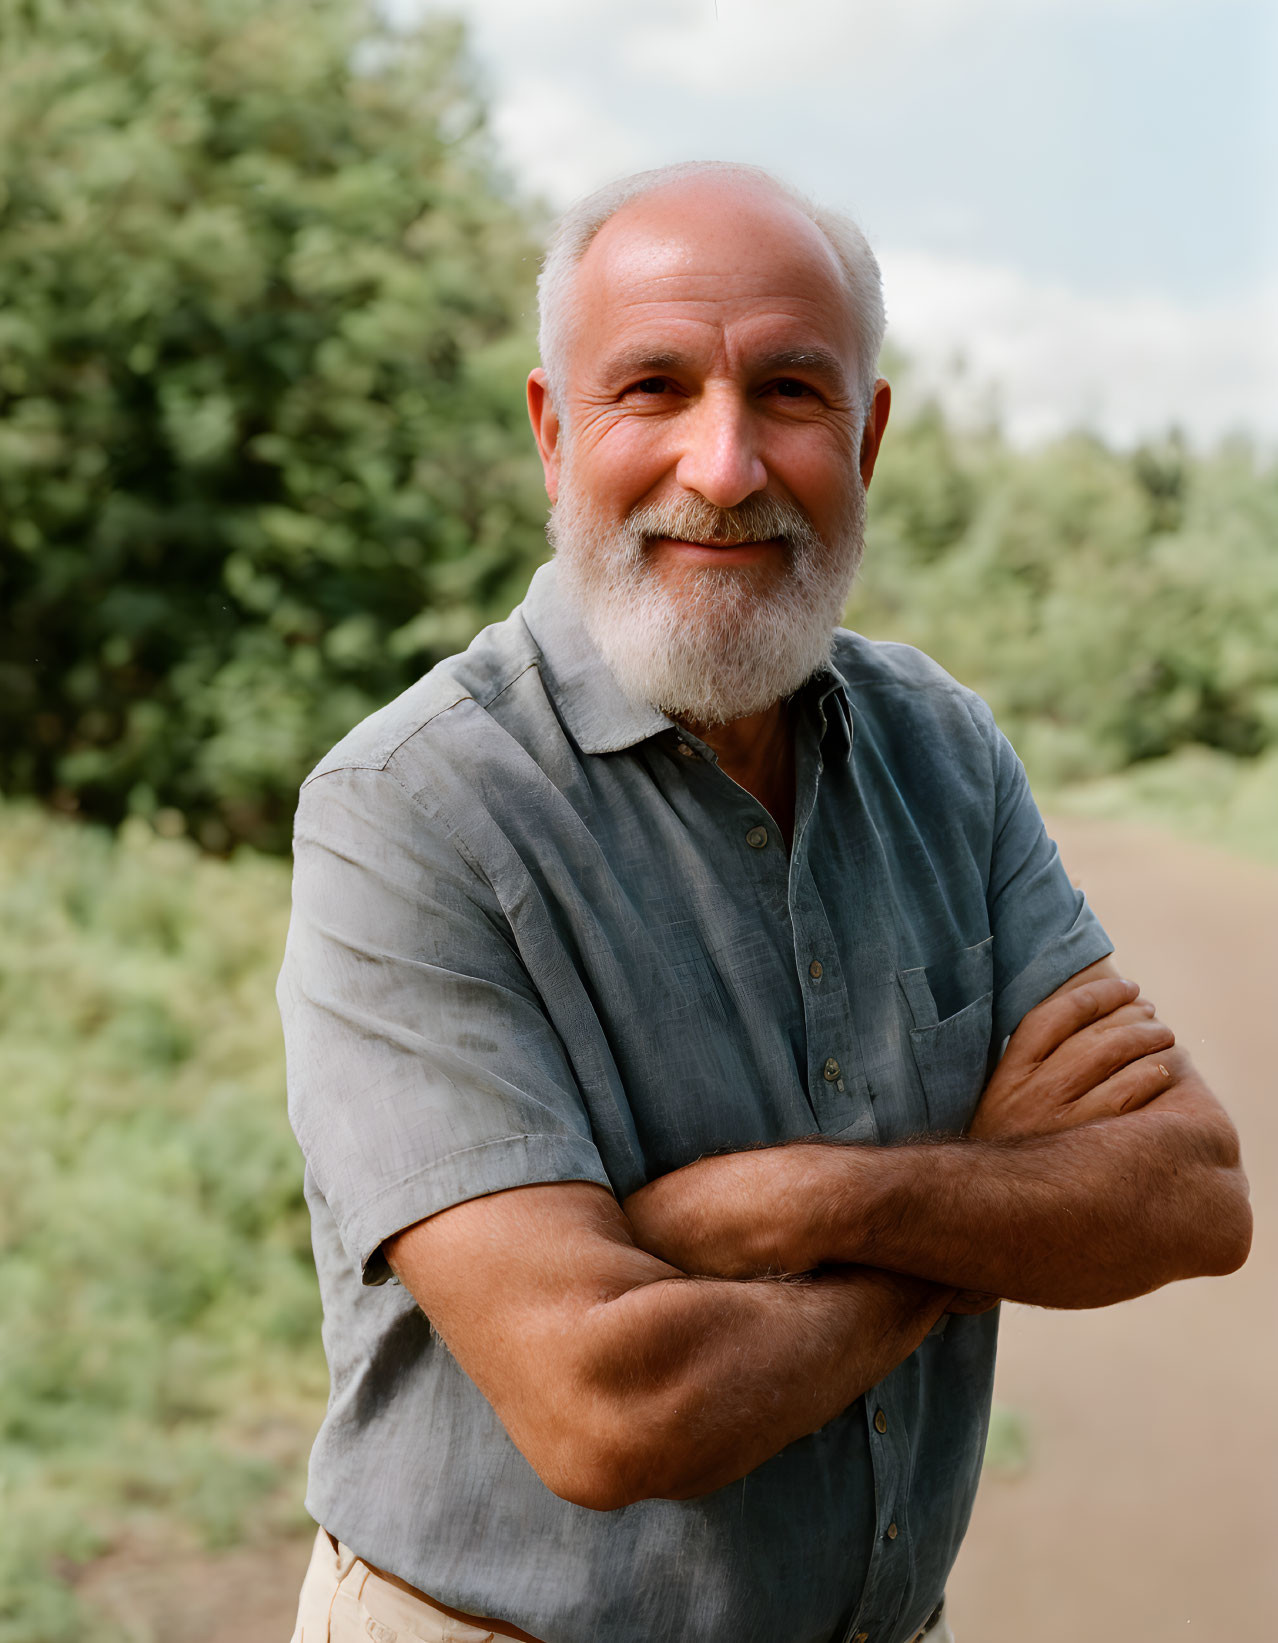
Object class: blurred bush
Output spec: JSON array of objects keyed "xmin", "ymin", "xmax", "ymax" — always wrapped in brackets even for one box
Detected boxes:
[
  {"xmin": 0, "ymin": 797, "xmax": 318, "ymax": 1640},
  {"xmin": 0, "ymin": 0, "xmax": 549, "ymax": 854},
  {"xmin": 857, "ymin": 405, "xmax": 1278, "ymax": 791},
  {"xmin": 2, "ymin": 0, "xmax": 1275, "ymax": 857}
]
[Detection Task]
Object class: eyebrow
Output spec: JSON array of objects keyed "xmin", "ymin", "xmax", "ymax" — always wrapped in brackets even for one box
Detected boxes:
[
  {"xmin": 597, "ymin": 347, "xmax": 691, "ymax": 382},
  {"xmin": 597, "ymin": 344, "xmax": 852, "ymax": 388},
  {"xmin": 754, "ymin": 347, "xmax": 849, "ymax": 383}
]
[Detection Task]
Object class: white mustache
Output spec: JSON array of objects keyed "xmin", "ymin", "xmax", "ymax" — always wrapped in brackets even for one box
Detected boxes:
[{"xmin": 623, "ymin": 494, "xmax": 819, "ymax": 550}]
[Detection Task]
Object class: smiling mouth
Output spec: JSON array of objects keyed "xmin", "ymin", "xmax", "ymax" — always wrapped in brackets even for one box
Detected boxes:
[{"xmin": 650, "ymin": 535, "xmax": 785, "ymax": 551}]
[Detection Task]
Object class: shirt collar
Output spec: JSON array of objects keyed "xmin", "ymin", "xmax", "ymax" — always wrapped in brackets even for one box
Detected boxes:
[
  {"xmin": 814, "ymin": 659, "xmax": 854, "ymax": 756},
  {"xmin": 519, "ymin": 560, "xmax": 672, "ymax": 754},
  {"xmin": 519, "ymin": 558, "xmax": 854, "ymax": 758}
]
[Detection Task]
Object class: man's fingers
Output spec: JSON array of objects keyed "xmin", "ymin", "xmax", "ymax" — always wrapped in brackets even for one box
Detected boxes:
[
  {"xmin": 1069, "ymin": 1051, "xmax": 1179, "ymax": 1123},
  {"xmin": 1031, "ymin": 1018, "xmax": 1169, "ymax": 1110},
  {"xmin": 1005, "ymin": 976, "xmax": 1141, "ymax": 1065},
  {"xmin": 1052, "ymin": 1016, "xmax": 1176, "ymax": 1099},
  {"xmin": 1084, "ymin": 1000, "xmax": 1158, "ymax": 1032}
]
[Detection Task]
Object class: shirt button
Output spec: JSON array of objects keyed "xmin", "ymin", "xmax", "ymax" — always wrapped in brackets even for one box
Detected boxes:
[
  {"xmin": 677, "ymin": 741, "xmax": 696, "ymax": 757},
  {"xmin": 745, "ymin": 825, "xmax": 768, "ymax": 849},
  {"xmin": 874, "ymin": 1408, "xmax": 888, "ymax": 1434},
  {"xmin": 808, "ymin": 959, "xmax": 824, "ymax": 980},
  {"xmin": 823, "ymin": 1057, "xmax": 840, "ymax": 1081},
  {"xmin": 887, "ymin": 1522, "xmax": 899, "ymax": 1540}
]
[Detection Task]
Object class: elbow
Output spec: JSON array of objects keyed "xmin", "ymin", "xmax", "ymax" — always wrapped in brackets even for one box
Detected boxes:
[
  {"xmin": 534, "ymin": 1430, "xmax": 661, "ymax": 1514},
  {"xmin": 543, "ymin": 1464, "xmax": 634, "ymax": 1515},
  {"xmin": 1195, "ymin": 1122, "xmax": 1253, "ymax": 1277},
  {"xmin": 1161, "ymin": 1111, "xmax": 1253, "ymax": 1280},
  {"xmin": 529, "ymin": 1404, "xmax": 707, "ymax": 1513},
  {"xmin": 1174, "ymin": 1149, "xmax": 1252, "ymax": 1281},
  {"xmin": 1196, "ymin": 1169, "xmax": 1252, "ymax": 1276}
]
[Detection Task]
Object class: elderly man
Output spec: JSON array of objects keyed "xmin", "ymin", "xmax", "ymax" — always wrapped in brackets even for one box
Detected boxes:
[{"xmin": 280, "ymin": 162, "xmax": 1250, "ymax": 1643}]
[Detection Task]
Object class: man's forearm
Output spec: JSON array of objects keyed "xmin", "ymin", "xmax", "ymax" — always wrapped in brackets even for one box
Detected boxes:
[
  {"xmin": 814, "ymin": 1096, "xmax": 1249, "ymax": 1307},
  {"xmin": 576, "ymin": 1265, "xmax": 950, "ymax": 1506},
  {"xmin": 627, "ymin": 1072, "xmax": 1250, "ymax": 1309},
  {"xmin": 389, "ymin": 1180, "xmax": 952, "ymax": 1514}
]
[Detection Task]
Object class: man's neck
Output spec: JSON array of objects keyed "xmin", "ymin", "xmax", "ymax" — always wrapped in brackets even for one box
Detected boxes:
[{"xmin": 679, "ymin": 699, "xmax": 797, "ymax": 846}]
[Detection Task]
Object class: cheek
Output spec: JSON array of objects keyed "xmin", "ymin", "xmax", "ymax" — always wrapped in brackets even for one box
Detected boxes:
[
  {"xmin": 766, "ymin": 426, "xmax": 860, "ymax": 518},
  {"xmin": 573, "ymin": 415, "xmax": 674, "ymax": 507}
]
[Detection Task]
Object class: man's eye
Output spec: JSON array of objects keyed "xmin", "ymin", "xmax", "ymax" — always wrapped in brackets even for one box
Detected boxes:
[
  {"xmin": 630, "ymin": 378, "xmax": 670, "ymax": 395},
  {"xmin": 771, "ymin": 379, "xmax": 813, "ymax": 399}
]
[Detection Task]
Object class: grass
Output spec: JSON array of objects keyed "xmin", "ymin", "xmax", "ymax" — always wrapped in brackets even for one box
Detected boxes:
[
  {"xmin": 0, "ymin": 800, "xmax": 325, "ymax": 1642},
  {"xmin": 1041, "ymin": 745, "xmax": 1278, "ymax": 867}
]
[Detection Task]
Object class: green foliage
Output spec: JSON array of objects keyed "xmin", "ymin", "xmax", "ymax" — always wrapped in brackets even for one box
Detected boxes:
[
  {"xmin": 0, "ymin": 798, "xmax": 321, "ymax": 1639},
  {"xmin": 0, "ymin": 0, "xmax": 549, "ymax": 852},
  {"xmin": 983, "ymin": 1404, "xmax": 1031, "ymax": 1478},
  {"xmin": 1046, "ymin": 744, "xmax": 1278, "ymax": 866},
  {"xmin": 3, "ymin": 0, "xmax": 1275, "ymax": 858},
  {"xmin": 858, "ymin": 407, "xmax": 1278, "ymax": 792}
]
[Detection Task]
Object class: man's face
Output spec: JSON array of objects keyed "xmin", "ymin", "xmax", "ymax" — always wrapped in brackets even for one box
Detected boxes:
[{"xmin": 529, "ymin": 178, "xmax": 889, "ymax": 726}]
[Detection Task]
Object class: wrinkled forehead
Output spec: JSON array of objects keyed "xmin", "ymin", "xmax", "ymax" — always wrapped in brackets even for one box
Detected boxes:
[{"xmin": 567, "ymin": 181, "xmax": 860, "ymax": 376}]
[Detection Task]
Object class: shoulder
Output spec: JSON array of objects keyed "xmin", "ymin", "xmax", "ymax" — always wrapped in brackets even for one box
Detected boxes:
[
  {"xmin": 303, "ymin": 607, "xmax": 543, "ymax": 790},
  {"xmin": 830, "ymin": 629, "xmax": 997, "ymax": 745},
  {"xmin": 294, "ymin": 604, "xmax": 584, "ymax": 873}
]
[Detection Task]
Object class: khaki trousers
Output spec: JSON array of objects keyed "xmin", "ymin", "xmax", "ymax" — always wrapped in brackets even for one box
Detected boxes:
[
  {"xmin": 289, "ymin": 1524, "xmax": 955, "ymax": 1643},
  {"xmin": 289, "ymin": 1528, "xmax": 532, "ymax": 1642}
]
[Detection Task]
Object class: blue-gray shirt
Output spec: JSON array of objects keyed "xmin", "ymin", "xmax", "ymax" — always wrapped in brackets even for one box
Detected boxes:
[{"xmin": 278, "ymin": 560, "xmax": 1111, "ymax": 1643}]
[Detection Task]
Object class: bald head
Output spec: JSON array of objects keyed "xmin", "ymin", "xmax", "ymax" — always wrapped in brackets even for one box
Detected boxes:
[
  {"xmin": 536, "ymin": 161, "xmax": 885, "ymax": 421},
  {"xmin": 582, "ymin": 175, "xmax": 847, "ymax": 301}
]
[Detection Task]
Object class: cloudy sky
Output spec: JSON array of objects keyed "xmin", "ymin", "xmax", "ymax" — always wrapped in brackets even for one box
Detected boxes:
[{"xmin": 420, "ymin": 0, "xmax": 1276, "ymax": 447}]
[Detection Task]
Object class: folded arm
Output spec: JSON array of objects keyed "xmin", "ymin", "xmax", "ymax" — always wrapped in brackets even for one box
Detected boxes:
[
  {"xmin": 289, "ymin": 768, "xmax": 954, "ymax": 1513},
  {"xmin": 386, "ymin": 1183, "xmax": 951, "ymax": 1511},
  {"xmin": 624, "ymin": 964, "xmax": 1253, "ymax": 1310}
]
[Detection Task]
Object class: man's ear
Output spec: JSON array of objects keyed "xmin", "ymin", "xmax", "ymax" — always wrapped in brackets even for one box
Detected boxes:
[
  {"xmin": 858, "ymin": 378, "xmax": 892, "ymax": 489},
  {"xmin": 527, "ymin": 369, "xmax": 562, "ymax": 503}
]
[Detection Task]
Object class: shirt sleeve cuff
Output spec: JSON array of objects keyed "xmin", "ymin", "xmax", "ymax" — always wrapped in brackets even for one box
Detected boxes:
[
  {"xmin": 993, "ymin": 918, "xmax": 1115, "ymax": 1045},
  {"xmin": 340, "ymin": 1132, "xmax": 615, "ymax": 1285}
]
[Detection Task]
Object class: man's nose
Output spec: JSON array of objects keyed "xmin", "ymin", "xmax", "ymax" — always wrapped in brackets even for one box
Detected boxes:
[{"xmin": 673, "ymin": 392, "xmax": 768, "ymax": 509}]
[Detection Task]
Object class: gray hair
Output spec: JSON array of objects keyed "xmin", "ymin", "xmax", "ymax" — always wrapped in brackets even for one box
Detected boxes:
[{"xmin": 536, "ymin": 161, "xmax": 886, "ymax": 422}]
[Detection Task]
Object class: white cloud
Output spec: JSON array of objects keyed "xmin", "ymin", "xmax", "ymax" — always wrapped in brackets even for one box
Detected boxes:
[
  {"xmin": 619, "ymin": 0, "xmax": 1166, "ymax": 95},
  {"xmin": 879, "ymin": 249, "xmax": 1278, "ymax": 448},
  {"xmin": 406, "ymin": 0, "xmax": 1277, "ymax": 449},
  {"xmin": 487, "ymin": 76, "xmax": 647, "ymax": 205}
]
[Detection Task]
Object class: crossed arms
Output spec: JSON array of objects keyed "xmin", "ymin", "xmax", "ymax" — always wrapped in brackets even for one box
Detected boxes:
[{"xmin": 386, "ymin": 960, "xmax": 1251, "ymax": 1512}]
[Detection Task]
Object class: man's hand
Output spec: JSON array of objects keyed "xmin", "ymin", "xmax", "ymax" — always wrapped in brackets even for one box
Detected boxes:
[
  {"xmin": 969, "ymin": 973, "xmax": 1176, "ymax": 1141},
  {"xmin": 623, "ymin": 967, "xmax": 1178, "ymax": 1280},
  {"xmin": 624, "ymin": 959, "xmax": 1250, "ymax": 1308}
]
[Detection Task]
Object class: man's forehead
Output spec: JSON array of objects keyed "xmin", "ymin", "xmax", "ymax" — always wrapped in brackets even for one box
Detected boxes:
[
  {"xmin": 571, "ymin": 181, "xmax": 858, "ymax": 367},
  {"xmin": 585, "ymin": 178, "xmax": 841, "ymax": 282}
]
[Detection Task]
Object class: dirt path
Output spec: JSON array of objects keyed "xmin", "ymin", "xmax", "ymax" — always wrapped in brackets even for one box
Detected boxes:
[
  {"xmin": 82, "ymin": 817, "xmax": 1277, "ymax": 1642},
  {"xmin": 946, "ymin": 815, "xmax": 1278, "ymax": 1640}
]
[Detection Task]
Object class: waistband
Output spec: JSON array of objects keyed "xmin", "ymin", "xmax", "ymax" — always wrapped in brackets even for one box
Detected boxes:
[{"xmin": 328, "ymin": 1533, "xmax": 543, "ymax": 1643}]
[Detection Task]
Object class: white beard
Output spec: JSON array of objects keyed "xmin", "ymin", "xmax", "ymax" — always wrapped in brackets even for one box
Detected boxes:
[{"xmin": 547, "ymin": 471, "xmax": 866, "ymax": 727}]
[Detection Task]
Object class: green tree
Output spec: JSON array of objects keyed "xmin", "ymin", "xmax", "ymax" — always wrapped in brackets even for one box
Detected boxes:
[
  {"xmin": 0, "ymin": 0, "xmax": 548, "ymax": 851},
  {"xmin": 858, "ymin": 399, "xmax": 1278, "ymax": 787}
]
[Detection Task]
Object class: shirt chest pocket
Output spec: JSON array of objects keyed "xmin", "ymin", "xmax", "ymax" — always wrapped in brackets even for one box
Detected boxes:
[{"xmin": 898, "ymin": 936, "xmax": 995, "ymax": 1135}]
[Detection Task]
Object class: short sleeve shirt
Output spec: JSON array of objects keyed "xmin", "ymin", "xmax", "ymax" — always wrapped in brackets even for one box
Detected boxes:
[{"xmin": 278, "ymin": 560, "xmax": 1112, "ymax": 1643}]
